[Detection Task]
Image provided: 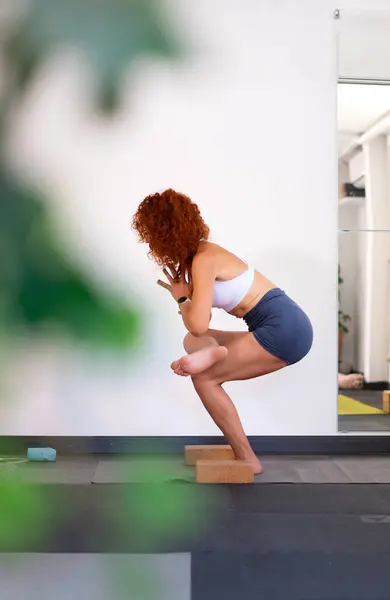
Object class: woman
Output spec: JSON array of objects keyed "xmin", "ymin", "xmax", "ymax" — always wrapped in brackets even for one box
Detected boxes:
[{"xmin": 132, "ymin": 189, "xmax": 313, "ymax": 474}]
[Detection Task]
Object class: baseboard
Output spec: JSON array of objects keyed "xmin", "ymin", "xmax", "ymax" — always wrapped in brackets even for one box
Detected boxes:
[
  {"xmin": 363, "ymin": 381, "xmax": 390, "ymax": 391},
  {"xmin": 1, "ymin": 435, "xmax": 390, "ymax": 455}
]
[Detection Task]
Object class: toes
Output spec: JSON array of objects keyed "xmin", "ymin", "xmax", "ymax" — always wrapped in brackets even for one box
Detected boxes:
[
  {"xmin": 171, "ymin": 361, "xmax": 190, "ymax": 377},
  {"xmin": 179, "ymin": 355, "xmax": 191, "ymax": 372}
]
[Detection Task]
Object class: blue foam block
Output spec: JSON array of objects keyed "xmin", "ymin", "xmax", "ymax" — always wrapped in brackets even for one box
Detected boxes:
[{"xmin": 27, "ymin": 447, "xmax": 57, "ymax": 462}]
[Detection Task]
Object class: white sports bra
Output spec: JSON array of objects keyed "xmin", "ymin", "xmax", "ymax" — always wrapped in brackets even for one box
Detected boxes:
[{"xmin": 212, "ymin": 266, "xmax": 255, "ymax": 312}]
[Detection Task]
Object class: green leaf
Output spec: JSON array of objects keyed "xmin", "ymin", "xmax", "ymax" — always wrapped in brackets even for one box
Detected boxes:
[
  {"xmin": 0, "ymin": 172, "xmax": 142, "ymax": 348},
  {"xmin": 120, "ymin": 466, "xmax": 202, "ymax": 548},
  {"xmin": 5, "ymin": 0, "xmax": 181, "ymax": 113},
  {"xmin": 0, "ymin": 478, "xmax": 55, "ymax": 549}
]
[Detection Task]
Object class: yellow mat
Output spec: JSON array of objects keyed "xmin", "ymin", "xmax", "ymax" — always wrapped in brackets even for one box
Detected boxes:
[{"xmin": 338, "ymin": 394, "xmax": 384, "ymax": 416}]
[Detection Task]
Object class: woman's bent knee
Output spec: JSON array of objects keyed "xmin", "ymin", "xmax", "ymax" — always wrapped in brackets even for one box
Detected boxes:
[
  {"xmin": 183, "ymin": 332, "xmax": 218, "ymax": 354},
  {"xmin": 183, "ymin": 333, "xmax": 193, "ymax": 353},
  {"xmin": 183, "ymin": 333, "xmax": 202, "ymax": 353}
]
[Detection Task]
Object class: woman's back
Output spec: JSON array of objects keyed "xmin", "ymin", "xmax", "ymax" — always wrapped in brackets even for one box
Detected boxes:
[{"xmin": 196, "ymin": 241, "xmax": 276, "ymax": 316}]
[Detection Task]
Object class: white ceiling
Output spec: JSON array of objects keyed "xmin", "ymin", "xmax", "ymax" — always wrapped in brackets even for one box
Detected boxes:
[
  {"xmin": 338, "ymin": 84, "xmax": 390, "ymax": 134},
  {"xmin": 338, "ymin": 84, "xmax": 390, "ymax": 155},
  {"xmin": 338, "ymin": 10, "xmax": 390, "ymax": 82},
  {"xmin": 337, "ymin": 11, "xmax": 390, "ymax": 161}
]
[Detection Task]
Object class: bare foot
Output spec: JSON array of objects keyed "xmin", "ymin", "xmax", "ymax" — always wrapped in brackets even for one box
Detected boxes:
[
  {"xmin": 249, "ymin": 457, "xmax": 263, "ymax": 475},
  {"xmin": 235, "ymin": 455, "xmax": 262, "ymax": 475},
  {"xmin": 171, "ymin": 359, "xmax": 190, "ymax": 377},
  {"xmin": 171, "ymin": 346, "xmax": 228, "ymax": 377},
  {"xmin": 338, "ymin": 373, "xmax": 364, "ymax": 390},
  {"xmin": 170, "ymin": 360, "xmax": 190, "ymax": 377}
]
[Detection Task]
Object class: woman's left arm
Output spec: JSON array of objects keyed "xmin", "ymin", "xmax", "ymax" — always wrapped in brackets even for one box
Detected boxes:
[{"xmin": 179, "ymin": 253, "xmax": 216, "ymax": 337}]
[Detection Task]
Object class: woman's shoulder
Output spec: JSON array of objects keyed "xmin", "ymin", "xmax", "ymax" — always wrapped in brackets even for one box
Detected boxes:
[
  {"xmin": 197, "ymin": 240, "xmax": 226, "ymax": 255},
  {"xmin": 194, "ymin": 241, "xmax": 244, "ymax": 272},
  {"xmin": 194, "ymin": 241, "xmax": 225, "ymax": 262},
  {"xmin": 193, "ymin": 241, "xmax": 217, "ymax": 263},
  {"xmin": 197, "ymin": 241, "xmax": 243, "ymax": 261}
]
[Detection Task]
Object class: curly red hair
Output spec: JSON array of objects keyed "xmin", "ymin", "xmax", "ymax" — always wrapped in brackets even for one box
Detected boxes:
[{"xmin": 132, "ymin": 189, "xmax": 209, "ymax": 274}]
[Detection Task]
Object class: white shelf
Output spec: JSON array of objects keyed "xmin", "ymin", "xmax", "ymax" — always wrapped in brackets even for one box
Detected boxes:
[{"xmin": 339, "ymin": 196, "xmax": 365, "ymax": 207}]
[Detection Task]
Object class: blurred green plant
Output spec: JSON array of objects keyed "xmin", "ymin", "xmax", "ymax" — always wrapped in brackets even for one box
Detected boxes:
[
  {"xmin": 123, "ymin": 466, "xmax": 200, "ymax": 545},
  {"xmin": 0, "ymin": 478, "xmax": 56, "ymax": 550},
  {"xmin": 5, "ymin": 0, "xmax": 179, "ymax": 114},
  {"xmin": 0, "ymin": 171, "xmax": 141, "ymax": 346},
  {"xmin": 0, "ymin": 4, "xmax": 201, "ymax": 591},
  {"xmin": 0, "ymin": 0, "xmax": 180, "ymax": 350}
]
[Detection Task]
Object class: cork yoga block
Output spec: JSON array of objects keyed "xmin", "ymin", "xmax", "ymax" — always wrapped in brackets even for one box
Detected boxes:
[
  {"xmin": 184, "ymin": 445, "xmax": 235, "ymax": 466},
  {"xmin": 383, "ymin": 390, "xmax": 390, "ymax": 414},
  {"xmin": 196, "ymin": 460, "xmax": 254, "ymax": 484}
]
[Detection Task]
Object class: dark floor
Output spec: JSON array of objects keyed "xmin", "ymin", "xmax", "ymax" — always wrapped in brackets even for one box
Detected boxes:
[
  {"xmin": 339, "ymin": 414, "xmax": 390, "ymax": 431},
  {"xmin": 338, "ymin": 387, "xmax": 390, "ymax": 431},
  {"xmin": 343, "ymin": 389, "xmax": 384, "ymax": 410},
  {"xmin": 7, "ymin": 454, "xmax": 390, "ymax": 484},
  {"xmin": 2, "ymin": 456, "xmax": 390, "ymax": 599}
]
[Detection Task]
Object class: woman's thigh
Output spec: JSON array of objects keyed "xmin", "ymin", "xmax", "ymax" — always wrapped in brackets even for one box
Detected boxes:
[
  {"xmin": 207, "ymin": 328, "xmax": 247, "ymax": 347},
  {"xmin": 193, "ymin": 332, "xmax": 287, "ymax": 385},
  {"xmin": 183, "ymin": 329, "xmax": 246, "ymax": 354}
]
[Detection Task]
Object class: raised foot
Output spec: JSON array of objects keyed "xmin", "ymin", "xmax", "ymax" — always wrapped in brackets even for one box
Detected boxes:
[
  {"xmin": 339, "ymin": 373, "xmax": 364, "ymax": 390},
  {"xmin": 171, "ymin": 346, "xmax": 228, "ymax": 377}
]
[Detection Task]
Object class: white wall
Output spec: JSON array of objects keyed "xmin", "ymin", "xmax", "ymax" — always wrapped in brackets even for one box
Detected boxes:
[
  {"xmin": 338, "ymin": 135, "xmax": 390, "ymax": 381},
  {"xmin": 338, "ymin": 230, "xmax": 359, "ymax": 371},
  {"xmin": 338, "ymin": 162, "xmax": 362, "ymax": 371},
  {"xmin": 3, "ymin": 0, "xmax": 390, "ymax": 437},
  {"xmin": 362, "ymin": 138, "xmax": 390, "ymax": 381}
]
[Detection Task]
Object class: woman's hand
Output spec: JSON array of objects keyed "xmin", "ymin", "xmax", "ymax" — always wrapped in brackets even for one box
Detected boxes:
[{"xmin": 161, "ymin": 267, "xmax": 192, "ymax": 301}]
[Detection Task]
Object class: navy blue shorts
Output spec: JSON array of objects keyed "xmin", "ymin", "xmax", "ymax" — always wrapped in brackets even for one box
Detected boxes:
[{"xmin": 243, "ymin": 288, "xmax": 313, "ymax": 365}]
